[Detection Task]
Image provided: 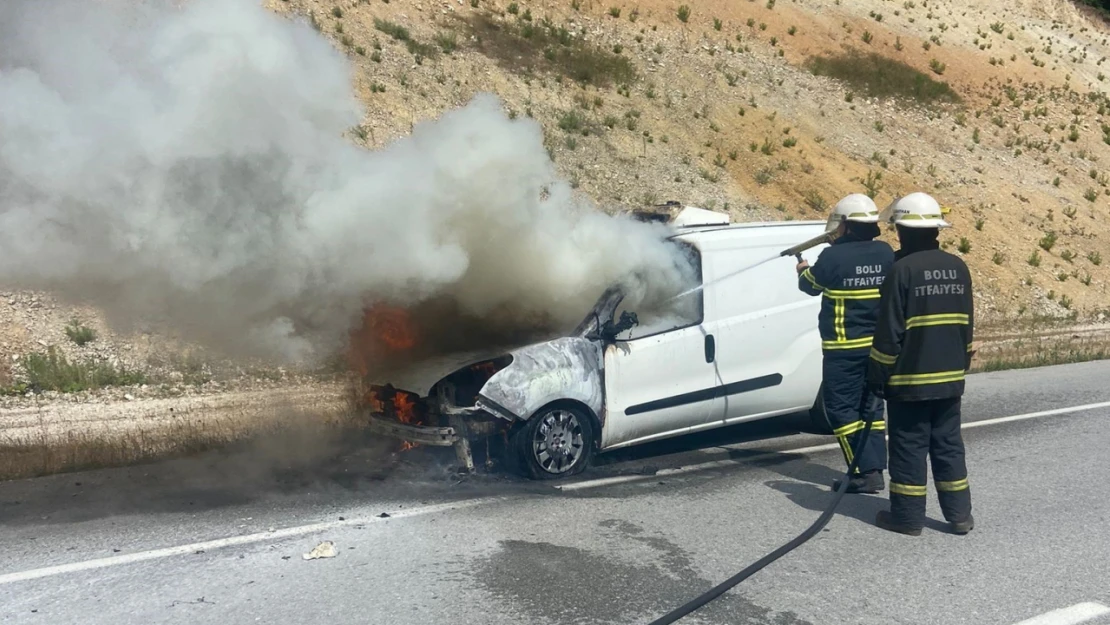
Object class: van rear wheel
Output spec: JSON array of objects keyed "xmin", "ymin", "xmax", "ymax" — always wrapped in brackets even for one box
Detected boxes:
[{"xmin": 512, "ymin": 405, "xmax": 595, "ymax": 480}]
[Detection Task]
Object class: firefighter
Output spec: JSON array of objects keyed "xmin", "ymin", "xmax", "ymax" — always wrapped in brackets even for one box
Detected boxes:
[
  {"xmin": 866, "ymin": 192, "xmax": 975, "ymax": 536},
  {"xmin": 796, "ymin": 194, "xmax": 895, "ymax": 494}
]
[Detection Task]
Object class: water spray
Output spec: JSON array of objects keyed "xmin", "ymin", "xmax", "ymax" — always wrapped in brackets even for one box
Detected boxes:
[
  {"xmin": 667, "ymin": 255, "xmax": 779, "ymax": 301},
  {"xmin": 665, "ymin": 230, "xmax": 836, "ymax": 302}
]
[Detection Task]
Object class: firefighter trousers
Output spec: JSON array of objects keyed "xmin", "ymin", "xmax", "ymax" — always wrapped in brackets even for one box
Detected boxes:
[
  {"xmin": 887, "ymin": 397, "xmax": 972, "ymax": 528},
  {"xmin": 822, "ymin": 350, "xmax": 886, "ymax": 475}
]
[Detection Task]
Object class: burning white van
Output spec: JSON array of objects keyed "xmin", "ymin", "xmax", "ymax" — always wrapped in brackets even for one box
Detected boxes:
[{"xmin": 364, "ymin": 207, "xmax": 833, "ymax": 479}]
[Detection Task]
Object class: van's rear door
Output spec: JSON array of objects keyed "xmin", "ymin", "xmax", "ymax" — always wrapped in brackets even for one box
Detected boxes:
[{"xmin": 703, "ymin": 224, "xmax": 827, "ymax": 425}]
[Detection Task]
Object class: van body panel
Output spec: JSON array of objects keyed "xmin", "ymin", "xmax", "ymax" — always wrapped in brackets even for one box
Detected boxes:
[
  {"xmin": 599, "ymin": 322, "xmax": 722, "ymax": 449},
  {"xmin": 697, "ymin": 223, "xmax": 828, "ymax": 425},
  {"xmin": 598, "ymin": 220, "xmax": 828, "ymax": 449}
]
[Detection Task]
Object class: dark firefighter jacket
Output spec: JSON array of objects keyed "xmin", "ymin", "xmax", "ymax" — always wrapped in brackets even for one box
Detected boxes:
[
  {"xmin": 866, "ymin": 242, "xmax": 975, "ymax": 401},
  {"xmin": 798, "ymin": 232, "xmax": 895, "ymax": 353}
]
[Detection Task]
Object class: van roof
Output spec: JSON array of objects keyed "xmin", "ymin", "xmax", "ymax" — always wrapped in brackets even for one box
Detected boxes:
[
  {"xmin": 630, "ymin": 203, "xmax": 826, "ymax": 240},
  {"xmin": 668, "ymin": 219, "xmax": 827, "ymax": 240}
]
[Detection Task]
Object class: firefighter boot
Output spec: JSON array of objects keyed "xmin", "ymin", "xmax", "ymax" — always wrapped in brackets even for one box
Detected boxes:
[
  {"xmin": 950, "ymin": 514, "xmax": 975, "ymax": 535},
  {"xmin": 832, "ymin": 470, "xmax": 885, "ymax": 494},
  {"xmin": 875, "ymin": 510, "xmax": 923, "ymax": 536}
]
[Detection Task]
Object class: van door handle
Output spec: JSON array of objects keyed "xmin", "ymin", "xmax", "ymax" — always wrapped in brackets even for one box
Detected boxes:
[{"xmin": 704, "ymin": 334, "xmax": 716, "ymax": 363}]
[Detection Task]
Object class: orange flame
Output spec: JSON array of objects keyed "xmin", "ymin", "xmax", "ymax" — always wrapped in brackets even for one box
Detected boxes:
[
  {"xmin": 346, "ymin": 306, "xmax": 425, "ymax": 453},
  {"xmin": 370, "ymin": 306, "xmax": 416, "ymax": 352},
  {"xmin": 393, "ymin": 392, "xmax": 418, "ymax": 425},
  {"xmin": 347, "ymin": 304, "xmax": 418, "ymax": 379},
  {"xmin": 393, "ymin": 392, "xmax": 419, "ymax": 451}
]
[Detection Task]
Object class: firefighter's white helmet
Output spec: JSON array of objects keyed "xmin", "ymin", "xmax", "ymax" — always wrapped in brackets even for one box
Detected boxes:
[
  {"xmin": 824, "ymin": 193, "xmax": 880, "ymax": 233},
  {"xmin": 880, "ymin": 192, "xmax": 951, "ymax": 229}
]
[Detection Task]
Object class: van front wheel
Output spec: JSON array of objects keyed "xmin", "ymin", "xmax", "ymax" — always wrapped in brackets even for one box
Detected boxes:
[{"xmin": 513, "ymin": 405, "xmax": 595, "ymax": 480}]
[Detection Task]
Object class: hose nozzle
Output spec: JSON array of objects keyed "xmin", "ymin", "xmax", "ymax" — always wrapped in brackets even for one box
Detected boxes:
[{"xmin": 780, "ymin": 231, "xmax": 834, "ymax": 260}]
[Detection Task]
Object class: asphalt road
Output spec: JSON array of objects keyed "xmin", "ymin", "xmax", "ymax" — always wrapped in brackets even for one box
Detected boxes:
[{"xmin": 2, "ymin": 361, "xmax": 1110, "ymax": 625}]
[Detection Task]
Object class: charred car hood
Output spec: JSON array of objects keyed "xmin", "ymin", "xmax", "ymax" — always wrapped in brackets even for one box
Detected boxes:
[
  {"xmin": 375, "ymin": 347, "xmax": 523, "ymax": 396},
  {"xmin": 477, "ymin": 337, "xmax": 604, "ymax": 423},
  {"xmin": 370, "ymin": 335, "xmax": 605, "ymax": 419}
]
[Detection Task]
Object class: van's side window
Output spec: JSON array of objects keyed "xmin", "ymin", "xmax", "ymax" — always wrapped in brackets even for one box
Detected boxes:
[{"xmin": 612, "ymin": 240, "xmax": 703, "ymax": 340}]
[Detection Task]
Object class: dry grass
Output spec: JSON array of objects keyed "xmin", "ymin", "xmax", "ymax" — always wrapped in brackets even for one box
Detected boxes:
[
  {"xmin": 970, "ymin": 325, "xmax": 1110, "ymax": 373},
  {"xmin": 0, "ymin": 402, "xmax": 365, "ymax": 482},
  {"xmin": 973, "ymin": 343, "xmax": 1110, "ymax": 372}
]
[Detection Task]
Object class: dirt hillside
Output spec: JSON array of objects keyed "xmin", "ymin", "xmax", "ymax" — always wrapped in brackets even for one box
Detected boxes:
[
  {"xmin": 266, "ymin": 0, "xmax": 1110, "ymax": 321},
  {"xmin": 6, "ymin": 0, "xmax": 1110, "ymax": 395}
]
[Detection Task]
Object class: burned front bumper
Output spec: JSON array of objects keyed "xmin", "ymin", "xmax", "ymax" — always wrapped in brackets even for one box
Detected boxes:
[
  {"xmin": 362, "ymin": 387, "xmax": 508, "ymax": 473},
  {"xmin": 366, "ymin": 413, "xmax": 459, "ymax": 447},
  {"xmin": 358, "ymin": 358, "xmax": 517, "ymax": 472}
]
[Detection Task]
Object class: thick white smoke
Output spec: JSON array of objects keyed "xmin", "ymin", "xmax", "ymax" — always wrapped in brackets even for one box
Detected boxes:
[{"xmin": 0, "ymin": 0, "xmax": 694, "ymax": 365}]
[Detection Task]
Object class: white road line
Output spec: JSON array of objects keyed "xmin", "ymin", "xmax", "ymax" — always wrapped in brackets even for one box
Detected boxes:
[
  {"xmin": 961, "ymin": 401, "xmax": 1110, "ymax": 429},
  {"xmin": 557, "ymin": 400, "xmax": 1110, "ymax": 492},
  {"xmin": 1012, "ymin": 602, "xmax": 1110, "ymax": 625},
  {"xmin": 0, "ymin": 497, "xmax": 503, "ymax": 586}
]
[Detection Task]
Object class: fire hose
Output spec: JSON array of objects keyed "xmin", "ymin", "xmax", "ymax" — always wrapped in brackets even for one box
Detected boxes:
[{"xmin": 645, "ymin": 394, "xmax": 883, "ymax": 625}]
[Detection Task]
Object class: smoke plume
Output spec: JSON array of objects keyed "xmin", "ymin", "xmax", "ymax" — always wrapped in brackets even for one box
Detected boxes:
[{"xmin": 0, "ymin": 0, "xmax": 695, "ymax": 365}]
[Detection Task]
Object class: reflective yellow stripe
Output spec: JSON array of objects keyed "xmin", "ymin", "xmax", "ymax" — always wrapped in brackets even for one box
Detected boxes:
[
  {"xmin": 887, "ymin": 370, "xmax": 966, "ymax": 386},
  {"xmin": 802, "ymin": 268, "xmax": 824, "ymax": 291},
  {"xmin": 834, "ymin": 420, "xmax": 864, "ymax": 436},
  {"xmin": 834, "ymin": 419, "xmax": 886, "ymax": 437},
  {"xmin": 823, "ymin": 289, "xmax": 881, "ymax": 300},
  {"xmin": 936, "ymin": 478, "xmax": 969, "ymax": 492},
  {"xmin": 905, "ymin": 313, "xmax": 970, "ymax": 329},
  {"xmin": 836, "ymin": 436, "xmax": 855, "ymax": 464},
  {"xmin": 823, "ymin": 336, "xmax": 873, "ymax": 350},
  {"xmin": 835, "ymin": 420, "xmax": 885, "ymax": 466},
  {"xmin": 869, "ymin": 347, "xmax": 897, "ymax": 365},
  {"xmin": 890, "ymin": 482, "xmax": 928, "ymax": 496},
  {"xmin": 835, "ymin": 299, "xmax": 846, "ymax": 341}
]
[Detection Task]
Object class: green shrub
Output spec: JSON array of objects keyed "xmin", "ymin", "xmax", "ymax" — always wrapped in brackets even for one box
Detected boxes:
[
  {"xmin": 464, "ymin": 14, "xmax": 635, "ymax": 88},
  {"xmin": 65, "ymin": 320, "xmax": 97, "ymax": 346},
  {"xmin": 1039, "ymin": 231, "xmax": 1058, "ymax": 251},
  {"xmin": 805, "ymin": 51, "xmax": 960, "ymax": 105},
  {"xmin": 21, "ymin": 347, "xmax": 146, "ymax": 394}
]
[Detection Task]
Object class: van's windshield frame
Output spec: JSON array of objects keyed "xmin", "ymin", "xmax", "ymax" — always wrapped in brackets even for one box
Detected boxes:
[{"xmin": 573, "ymin": 239, "xmax": 704, "ymax": 342}]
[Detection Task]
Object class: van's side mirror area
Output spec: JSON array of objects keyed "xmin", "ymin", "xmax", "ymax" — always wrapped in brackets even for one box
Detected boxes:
[{"xmin": 597, "ymin": 311, "xmax": 639, "ymax": 342}]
